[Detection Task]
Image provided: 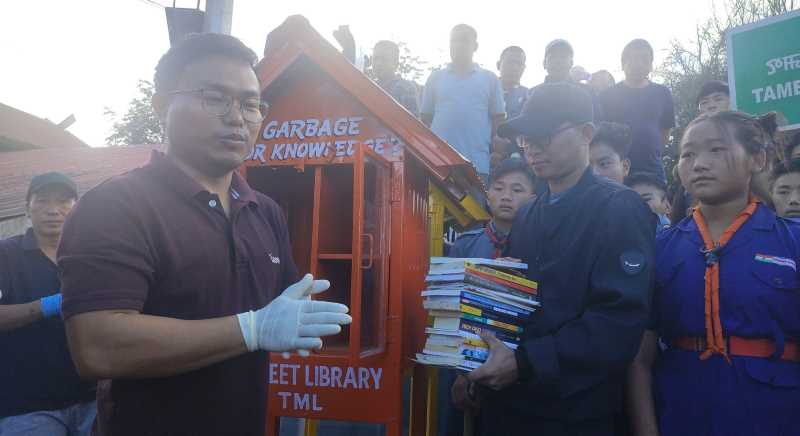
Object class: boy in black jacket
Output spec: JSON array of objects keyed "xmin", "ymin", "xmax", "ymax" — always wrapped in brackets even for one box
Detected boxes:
[{"xmin": 467, "ymin": 83, "xmax": 655, "ymax": 435}]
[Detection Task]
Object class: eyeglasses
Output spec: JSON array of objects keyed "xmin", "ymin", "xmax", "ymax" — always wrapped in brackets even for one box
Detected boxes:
[
  {"xmin": 170, "ymin": 88, "xmax": 269, "ymax": 124},
  {"xmin": 521, "ymin": 123, "xmax": 575, "ymax": 151}
]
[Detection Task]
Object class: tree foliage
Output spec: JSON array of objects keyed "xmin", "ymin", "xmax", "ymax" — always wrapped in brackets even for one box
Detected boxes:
[
  {"xmin": 657, "ymin": 0, "xmax": 797, "ymax": 184},
  {"xmin": 364, "ymin": 41, "xmax": 429, "ymax": 84},
  {"xmin": 105, "ymin": 80, "xmax": 164, "ymax": 146},
  {"xmin": 396, "ymin": 42, "xmax": 429, "ymax": 82}
]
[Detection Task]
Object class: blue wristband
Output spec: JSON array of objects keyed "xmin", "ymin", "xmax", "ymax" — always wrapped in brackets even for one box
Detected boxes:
[{"xmin": 40, "ymin": 293, "xmax": 62, "ymax": 318}]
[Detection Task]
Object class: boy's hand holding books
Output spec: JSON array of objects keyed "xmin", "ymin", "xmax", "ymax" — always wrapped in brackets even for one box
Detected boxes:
[
  {"xmin": 415, "ymin": 257, "xmax": 537, "ymax": 371},
  {"xmin": 468, "ymin": 332, "xmax": 519, "ymax": 390}
]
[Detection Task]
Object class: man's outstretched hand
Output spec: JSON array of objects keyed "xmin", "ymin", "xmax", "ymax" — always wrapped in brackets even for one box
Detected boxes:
[
  {"xmin": 468, "ymin": 333, "xmax": 519, "ymax": 390},
  {"xmin": 237, "ymin": 274, "xmax": 351, "ymax": 356}
]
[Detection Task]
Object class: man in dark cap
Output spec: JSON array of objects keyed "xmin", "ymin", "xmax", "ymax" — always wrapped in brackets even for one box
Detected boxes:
[
  {"xmin": 468, "ymin": 83, "xmax": 655, "ymax": 435},
  {"xmin": 0, "ymin": 172, "xmax": 97, "ymax": 435}
]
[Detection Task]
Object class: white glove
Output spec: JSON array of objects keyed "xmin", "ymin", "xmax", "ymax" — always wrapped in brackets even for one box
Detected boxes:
[{"xmin": 237, "ymin": 274, "xmax": 351, "ymax": 356}]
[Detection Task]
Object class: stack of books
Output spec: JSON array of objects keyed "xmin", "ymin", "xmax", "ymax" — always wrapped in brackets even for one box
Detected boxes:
[{"xmin": 415, "ymin": 257, "xmax": 539, "ymax": 371}]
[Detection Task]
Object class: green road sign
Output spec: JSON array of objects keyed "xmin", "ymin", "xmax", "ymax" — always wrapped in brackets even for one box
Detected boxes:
[{"xmin": 727, "ymin": 10, "xmax": 800, "ymax": 130}]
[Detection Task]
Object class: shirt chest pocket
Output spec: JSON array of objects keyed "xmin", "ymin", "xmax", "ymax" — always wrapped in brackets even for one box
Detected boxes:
[
  {"xmin": 748, "ymin": 259, "xmax": 800, "ymax": 335},
  {"xmin": 751, "ymin": 259, "xmax": 798, "ymax": 293}
]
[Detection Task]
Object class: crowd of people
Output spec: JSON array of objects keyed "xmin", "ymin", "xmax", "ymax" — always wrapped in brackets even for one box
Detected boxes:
[
  {"xmin": 1, "ymin": 17, "xmax": 799, "ymax": 436},
  {"xmin": 347, "ymin": 21, "xmax": 800, "ymax": 436}
]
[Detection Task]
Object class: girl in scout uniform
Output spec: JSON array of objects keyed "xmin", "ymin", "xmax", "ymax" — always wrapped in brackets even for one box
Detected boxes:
[{"xmin": 628, "ymin": 111, "xmax": 800, "ymax": 436}]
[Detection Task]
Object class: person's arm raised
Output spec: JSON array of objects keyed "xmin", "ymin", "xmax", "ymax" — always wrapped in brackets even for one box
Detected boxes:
[{"xmin": 332, "ymin": 25, "xmax": 356, "ymax": 64}]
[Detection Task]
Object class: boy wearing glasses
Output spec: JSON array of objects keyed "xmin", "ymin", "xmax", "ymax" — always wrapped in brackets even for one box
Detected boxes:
[
  {"xmin": 57, "ymin": 33, "xmax": 351, "ymax": 436},
  {"xmin": 469, "ymin": 83, "xmax": 655, "ymax": 436}
]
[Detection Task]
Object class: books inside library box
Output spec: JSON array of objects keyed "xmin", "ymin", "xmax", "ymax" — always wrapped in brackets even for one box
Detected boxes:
[{"xmin": 414, "ymin": 257, "xmax": 539, "ymax": 372}]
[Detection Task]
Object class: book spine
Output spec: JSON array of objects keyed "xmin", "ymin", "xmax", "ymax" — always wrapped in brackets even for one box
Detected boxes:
[
  {"xmin": 458, "ymin": 359, "xmax": 482, "ymax": 370},
  {"xmin": 460, "ymin": 300, "xmax": 525, "ymax": 321},
  {"xmin": 461, "ymin": 292, "xmax": 532, "ymax": 316},
  {"xmin": 462, "ymin": 346, "xmax": 489, "ymax": 361},
  {"xmin": 460, "ymin": 312, "xmax": 523, "ymax": 334},
  {"xmin": 462, "ymin": 337, "xmax": 518, "ymax": 350},
  {"xmin": 460, "ymin": 304, "xmax": 519, "ymax": 325},
  {"xmin": 463, "ymin": 275, "xmax": 535, "ymax": 302},
  {"xmin": 459, "ymin": 319, "xmax": 521, "ymax": 344},
  {"xmin": 463, "ymin": 274, "xmax": 518, "ymax": 295},
  {"xmin": 463, "ymin": 355, "xmax": 486, "ymax": 366},
  {"xmin": 466, "ymin": 263, "xmax": 539, "ymax": 291},
  {"xmin": 423, "ymin": 300, "xmax": 459, "ymax": 311},
  {"xmin": 465, "ymin": 267, "xmax": 537, "ymax": 296}
]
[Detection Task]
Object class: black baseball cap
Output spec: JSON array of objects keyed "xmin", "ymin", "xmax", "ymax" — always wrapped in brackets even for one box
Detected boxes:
[
  {"xmin": 26, "ymin": 172, "xmax": 78, "ymax": 202},
  {"xmin": 498, "ymin": 82, "xmax": 593, "ymax": 140},
  {"xmin": 544, "ymin": 39, "xmax": 573, "ymax": 57}
]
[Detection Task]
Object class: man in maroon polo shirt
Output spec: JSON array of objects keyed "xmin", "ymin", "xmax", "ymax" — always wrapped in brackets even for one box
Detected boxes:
[{"xmin": 57, "ymin": 33, "xmax": 351, "ymax": 436}]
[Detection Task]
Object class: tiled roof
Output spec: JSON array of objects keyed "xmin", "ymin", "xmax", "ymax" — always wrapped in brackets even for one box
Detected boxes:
[
  {"xmin": 0, "ymin": 102, "xmax": 90, "ymax": 150},
  {"xmin": 0, "ymin": 145, "xmax": 161, "ymax": 219}
]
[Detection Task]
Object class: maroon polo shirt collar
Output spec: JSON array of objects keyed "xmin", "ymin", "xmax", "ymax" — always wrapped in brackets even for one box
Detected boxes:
[
  {"xmin": 230, "ymin": 169, "xmax": 258, "ymax": 206},
  {"xmin": 146, "ymin": 150, "xmax": 258, "ymax": 209}
]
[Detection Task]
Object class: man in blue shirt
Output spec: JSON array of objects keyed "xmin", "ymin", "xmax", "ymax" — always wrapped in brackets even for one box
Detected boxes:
[
  {"xmin": 599, "ymin": 39, "xmax": 675, "ymax": 183},
  {"xmin": 498, "ymin": 46, "xmax": 528, "ymax": 120},
  {"xmin": 495, "ymin": 46, "xmax": 528, "ymax": 161},
  {"xmin": 421, "ymin": 24, "xmax": 506, "ymax": 181},
  {"xmin": 0, "ymin": 173, "xmax": 96, "ymax": 436},
  {"xmin": 467, "ymin": 83, "xmax": 655, "ymax": 436}
]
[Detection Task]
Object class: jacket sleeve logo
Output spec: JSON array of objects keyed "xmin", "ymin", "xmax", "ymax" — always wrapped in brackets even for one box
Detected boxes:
[{"xmin": 620, "ymin": 250, "xmax": 646, "ymax": 275}]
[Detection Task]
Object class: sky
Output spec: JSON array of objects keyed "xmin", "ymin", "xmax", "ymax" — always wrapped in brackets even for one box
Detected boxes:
[{"xmin": 1, "ymin": 0, "xmax": 718, "ymax": 147}]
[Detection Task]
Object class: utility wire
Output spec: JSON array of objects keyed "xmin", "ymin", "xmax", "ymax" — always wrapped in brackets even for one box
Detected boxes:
[{"xmin": 135, "ymin": 0, "xmax": 166, "ymax": 8}]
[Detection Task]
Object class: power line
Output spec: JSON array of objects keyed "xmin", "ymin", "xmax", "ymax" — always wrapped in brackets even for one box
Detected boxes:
[
  {"xmin": 135, "ymin": 0, "xmax": 206, "ymax": 9},
  {"xmin": 135, "ymin": 0, "xmax": 166, "ymax": 8}
]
